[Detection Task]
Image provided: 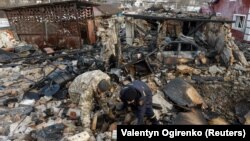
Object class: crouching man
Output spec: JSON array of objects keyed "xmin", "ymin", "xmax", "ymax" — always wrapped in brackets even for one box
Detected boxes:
[
  {"xmin": 68, "ymin": 70, "xmax": 114, "ymax": 133},
  {"xmin": 119, "ymin": 80, "xmax": 159, "ymax": 125}
]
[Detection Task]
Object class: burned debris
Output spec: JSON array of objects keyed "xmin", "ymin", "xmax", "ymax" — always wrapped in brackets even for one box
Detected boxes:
[
  {"xmin": 123, "ymin": 12, "xmax": 248, "ymax": 68},
  {"xmin": 163, "ymin": 78, "xmax": 207, "ymax": 110},
  {"xmin": 0, "ymin": 1, "xmax": 250, "ymax": 141}
]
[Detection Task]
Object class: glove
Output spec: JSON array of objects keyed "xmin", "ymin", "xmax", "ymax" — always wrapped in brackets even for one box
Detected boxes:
[
  {"xmin": 108, "ymin": 110, "xmax": 116, "ymax": 120},
  {"xmin": 116, "ymin": 102, "xmax": 127, "ymax": 111}
]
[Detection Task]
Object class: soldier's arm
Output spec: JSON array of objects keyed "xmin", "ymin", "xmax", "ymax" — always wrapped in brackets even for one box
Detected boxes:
[{"xmin": 98, "ymin": 96, "xmax": 110, "ymax": 114}]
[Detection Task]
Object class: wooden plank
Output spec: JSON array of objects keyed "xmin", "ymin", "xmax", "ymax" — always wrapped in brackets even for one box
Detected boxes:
[{"xmin": 87, "ymin": 19, "xmax": 96, "ymax": 44}]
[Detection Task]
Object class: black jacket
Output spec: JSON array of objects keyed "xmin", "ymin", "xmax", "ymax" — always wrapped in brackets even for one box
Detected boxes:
[{"xmin": 120, "ymin": 80, "xmax": 153, "ymax": 124}]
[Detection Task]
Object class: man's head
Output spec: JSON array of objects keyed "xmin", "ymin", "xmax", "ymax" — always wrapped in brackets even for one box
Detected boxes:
[
  {"xmin": 120, "ymin": 87, "xmax": 138, "ymax": 104},
  {"xmin": 97, "ymin": 79, "xmax": 111, "ymax": 93}
]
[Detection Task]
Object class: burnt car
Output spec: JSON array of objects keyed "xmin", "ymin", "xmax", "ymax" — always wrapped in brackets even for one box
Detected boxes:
[
  {"xmin": 120, "ymin": 37, "xmax": 206, "ymax": 77},
  {"xmin": 161, "ymin": 40, "xmax": 206, "ymax": 65}
]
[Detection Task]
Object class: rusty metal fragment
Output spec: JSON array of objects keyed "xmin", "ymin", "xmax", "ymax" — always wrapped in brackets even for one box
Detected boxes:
[
  {"xmin": 32, "ymin": 123, "xmax": 65, "ymax": 141},
  {"xmin": 235, "ymin": 100, "xmax": 250, "ymax": 124},
  {"xmin": 163, "ymin": 78, "xmax": 207, "ymax": 109},
  {"xmin": 172, "ymin": 109, "xmax": 207, "ymax": 125},
  {"xmin": 0, "ymin": 48, "xmax": 18, "ymax": 63},
  {"xmin": 0, "ymin": 106, "xmax": 33, "ymax": 116}
]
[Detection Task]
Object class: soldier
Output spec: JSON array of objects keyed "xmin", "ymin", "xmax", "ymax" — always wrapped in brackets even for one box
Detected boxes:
[
  {"xmin": 119, "ymin": 80, "xmax": 159, "ymax": 125},
  {"xmin": 68, "ymin": 70, "xmax": 114, "ymax": 132}
]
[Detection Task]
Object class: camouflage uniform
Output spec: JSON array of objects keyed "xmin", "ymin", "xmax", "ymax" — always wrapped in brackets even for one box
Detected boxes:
[{"xmin": 68, "ymin": 70, "xmax": 110, "ymax": 128}]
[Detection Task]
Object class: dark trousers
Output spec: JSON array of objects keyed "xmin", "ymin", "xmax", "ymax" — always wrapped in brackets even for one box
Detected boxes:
[
  {"xmin": 145, "ymin": 106, "xmax": 155, "ymax": 118},
  {"xmin": 136, "ymin": 106, "xmax": 159, "ymax": 125}
]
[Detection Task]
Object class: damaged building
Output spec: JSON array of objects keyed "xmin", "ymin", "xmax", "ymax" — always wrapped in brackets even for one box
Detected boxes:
[
  {"xmin": 0, "ymin": 1, "xmax": 250, "ymax": 141},
  {"xmin": 122, "ymin": 4, "xmax": 249, "ymax": 67},
  {"xmin": 1, "ymin": 0, "xmax": 98, "ymax": 49},
  {"xmin": 213, "ymin": 0, "xmax": 250, "ymax": 42}
]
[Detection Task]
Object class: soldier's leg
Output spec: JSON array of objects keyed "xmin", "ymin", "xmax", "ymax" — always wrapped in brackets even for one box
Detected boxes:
[{"xmin": 78, "ymin": 90, "xmax": 94, "ymax": 129}]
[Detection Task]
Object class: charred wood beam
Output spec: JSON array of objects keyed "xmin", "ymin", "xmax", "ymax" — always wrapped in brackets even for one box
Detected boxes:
[
  {"xmin": 123, "ymin": 14, "xmax": 235, "ymax": 23},
  {"xmin": 187, "ymin": 14, "xmax": 214, "ymax": 36},
  {"xmin": 0, "ymin": 49, "xmax": 94, "ymax": 66},
  {"xmin": 120, "ymin": 48, "xmax": 158, "ymax": 74},
  {"xmin": 26, "ymin": 67, "xmax": 58, "ymax": 93},
  {"xmin": 135, "ymin": 23, "xmax": 147, "ymax": 35},
  {"xmin": 187, "ymin": 22, "xmax": 206, "ymax": 36},
  {"xmin": 127, "ymin": 20, "xmax": 147, "ymax": 37},
  {"xmin": 24, "ymin": 63, "xmax": 76, "ymax": 95},
  {"xmin": 191, "ymin": 75, "xmax": 224, "ymax": 84}
]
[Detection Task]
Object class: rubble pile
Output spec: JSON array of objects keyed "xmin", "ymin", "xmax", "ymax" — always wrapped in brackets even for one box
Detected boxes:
[
  {"xmin": 0, "ymin": 43, "xmax": 250, "ymax": 141},
  {"xmin": 127, "ymin": 4, "xmax": 210, "ymax": 19},
  {"xmin": 151, "ymin": 62, "xmax": 250, "ymax": 124},
  {"xmin": 0, "ymin": 29, "xmax": 45, "ymax": 65},
  {"xmin": 1, "ymin": 3, "xmax": 250, "ymax": 141},
  {"xmin": 0, "ymin": 63, "xmax": 175, "ymax": 140},
  {"xmin": 205, "ymin": 22, "xmax": 249, "ymax": 67},
  {"xmin": 0, "ymin": 29, "xmax": 17, "ymax": 49},
  {"xmin": 236, "ymin": 41, "xmax": 250, "ymax": 61},
  {"xmin": 124, "ymin": 4, "xmax": 249, "ymax": 68},
  {"xmin": 182, "ymin": 64, "xmax": 250, "ymax": 124}
]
